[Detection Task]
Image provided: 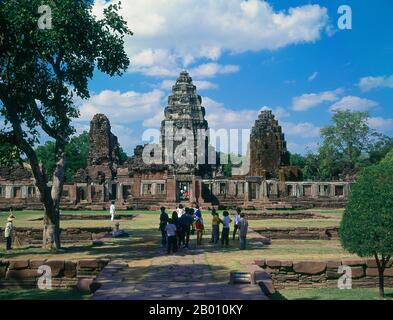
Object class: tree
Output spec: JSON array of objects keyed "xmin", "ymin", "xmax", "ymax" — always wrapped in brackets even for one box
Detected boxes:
[
  {"xmin": 0, "ymin": 143, "xmax": 22, "ymax": 167},
  {"xmin": 320, "ymin": 110, "xmax": 379, "ymax": 172},
  {"xmin": 36, "ymin": 132, "xmax": 89, "ymax": 182},
  {"xmin": 36, "ymin": 131, "xmax": 128, "ymax": 182},
  {"xmin": 340, "ymin": 163, "xmax": 393, "ymax": 298},
  {"xmin": 0, "ymin": 0, "xmax": 132, "ymax": 249},
  {"xmin": 381, "ymin": 148, "xmax": 393, "ymax": 165}
]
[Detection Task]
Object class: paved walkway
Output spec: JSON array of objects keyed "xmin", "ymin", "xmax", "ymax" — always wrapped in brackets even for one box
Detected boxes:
[{"xmin": 92, "ymin": 248, "xmax": 268, "ymax": 300}]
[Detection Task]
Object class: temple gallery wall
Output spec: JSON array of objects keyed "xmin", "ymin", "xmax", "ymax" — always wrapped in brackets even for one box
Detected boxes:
[{"xmin": 0, "ymin": 71, "xmax": 352, "ymax": 211}]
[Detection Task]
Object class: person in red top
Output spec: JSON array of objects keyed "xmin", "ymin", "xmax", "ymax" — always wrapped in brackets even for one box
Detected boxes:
[{"xmin": 194, "ymin": 215, "xmax": 204, "ymax": 246}]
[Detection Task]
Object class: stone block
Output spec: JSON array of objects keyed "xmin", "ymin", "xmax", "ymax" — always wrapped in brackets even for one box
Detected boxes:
[
  {"xmin": 76, "ymin": 278, "xmax": 100, "ymax": 293},
  {"xmin": 366, "ymin": 268, "xmax": 379, "ymax": 277},
  {"xmin": 30, "ymin": 260, "xmax": 47, "ymax": 269},
  {"xmin": 266, "ymin": 260, "xmax": 281, "ymax": 268},
  {"xmin": 254, "ymin": 260, "xmax": 266, "ymax": 267},
  {"xmin": 280, "ymin": 261, "xmax": 293, "ymax": 268},
  {"xmin": 78, "ymin": 259, "xmax": 100, "ymax": 269},
  {"xmin": 45, "ymin": 260, "xmax": 65, "ymax": 277},
  {"xmin": 258, "ymin": 280, "xmax": 276, "ymax": 296},
  {"xmin": 6, "ymin": 269, "xmax": 39, "ymax": 280},
  {"xmin": 341, "ymin": 259, "xmax": 365, "ymax": 266},
  {"xmin": 293, "ymin": 261, "xmax": 326, "ymax": 275},
  {"xmin": 8, "ymin": 260, "xmax": 29, "ymax": 270},
  {"xmin": 327, "ymin": 261, "xmax": 341, "ymax": 269},
  {"xmin": 326, "ymin": 271, "xmax": 341, "ymax": 279},
  {"xmin": 64, "ymin": 261, "xmax": 77, "ymax": 278},
  {"xmin": 351, "ymin": 267, "xmax": 365, "ymax": 279}
]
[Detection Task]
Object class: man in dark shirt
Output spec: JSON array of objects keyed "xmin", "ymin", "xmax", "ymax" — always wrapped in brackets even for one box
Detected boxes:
[
  {"xmin": 159, "ymin": 207, "xmax": 169, "ymax": 247},
  {"xmin": 179, "ymin": 208, "xmax": 194, "ymax": 248}
]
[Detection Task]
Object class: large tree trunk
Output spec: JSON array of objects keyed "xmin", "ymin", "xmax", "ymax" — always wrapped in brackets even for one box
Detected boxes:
[
  {"xmin": 375, "ymin": 253, "xmax": 388, "ymax": 299},
  {"xmin": 43, "ymin": 138, "xmax": 66, "ymax": 249}
]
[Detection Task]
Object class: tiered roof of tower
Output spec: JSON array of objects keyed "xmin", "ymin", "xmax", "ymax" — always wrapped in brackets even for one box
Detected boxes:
[{"xmin": 250, "ymin": 110, "xmax": 290, "ymax": 178}]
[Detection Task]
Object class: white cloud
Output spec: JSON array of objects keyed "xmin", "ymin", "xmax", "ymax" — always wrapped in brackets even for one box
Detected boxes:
[
  {"xmin": 159, "ymin": 79, "xmax": 217, "ymax": 91},
  {"xmin": 281, "ymin": 122, "xmax": 321, "ymax": 138},
  {"xmin": 329, "ymin": 96, "xmax": 378, "ymax": 112},
  {"xmin": 359, "ymin": 75, "xmax": 393, "ymax": 92},
  {"xmin": 190, "ymin": 63, "xmax": 240, "ymax": 78},
  {"xmin": 78, "ymin": 89, "xmax": 166, "ymax": 124},
  {"xmin": 368, "ymin": 117, "xmax": 393, "ymax": 132},
  {"xmin": 93, "ymin": 0, "xmax": 330, "ymax": 76},
  {"xmin": 292, "ymin": 89, "xmax": 342, "ymax": 111},
  {"xmin": 308, "ymin": 71, "xmax": 318, "ymax": 82}
]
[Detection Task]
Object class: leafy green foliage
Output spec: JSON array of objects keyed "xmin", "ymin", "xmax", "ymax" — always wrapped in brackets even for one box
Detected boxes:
[
  {"xmin": 340, "ymin": 163, "xmax": 393, "ymax": 257},
  {"xmin": 381, "ymin": 148, "xmax": 393, "ymax": 165},
  {"xmin": 0, "ymin": 143, "xmax": 22, "ymax": 167},
  {"xmin": 290, "ymin": 111, "xmax": 391, "ymax": 181},
  {"xmin": 36, "ymin": 132, "xmax": 128, "ymax": 181}
]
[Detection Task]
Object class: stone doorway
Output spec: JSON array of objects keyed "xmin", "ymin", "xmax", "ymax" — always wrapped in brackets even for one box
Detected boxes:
[{"xmin": 177, "ymin": 182, "xmax": 190, "ymax": 202}]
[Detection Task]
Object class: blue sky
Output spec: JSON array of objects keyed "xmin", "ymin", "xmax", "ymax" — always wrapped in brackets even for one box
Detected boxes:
[{"xmin": 73, "ymin": 0, "xmax": 393, "ymax": 155}]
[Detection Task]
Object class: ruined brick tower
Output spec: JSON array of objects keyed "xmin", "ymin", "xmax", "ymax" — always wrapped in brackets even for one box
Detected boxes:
[
  {"xmin": 161, "ymin": 71, "xmax": 209, "ymax": 175},
  {"xmin": 249, "ymin": 110, "xmax": 290, "ymax": 179},
  {"xmin": 87, "ymin": 114, "xmax": 120, "ymax": 183}
]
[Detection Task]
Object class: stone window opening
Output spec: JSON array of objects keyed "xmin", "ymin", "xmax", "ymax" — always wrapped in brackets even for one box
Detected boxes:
[
  {"xmin": 28, "ymin": 186, "xmax": 36, "ymax": 198},
  {"xmin": 303, "ymin": 185, "xmax": 312, "ymax": 197},
  {"xmin": 235, "ymin": 183, "xmax": 245, "ymax": 196},
  {"xmin": 286, "ymin": 185, "xmax": 294, "ymax": 196},
  {"xmin": 335, "ymin": 185, "xmax": 344, "ymax": 197},
  {"xmin": 142, "ymin": 184, "xmax": 152, "ymax": 196},
  {"xmin": 156, "ymin": 183, "xmax": 165, "ymax": 195},
  {"xmin": 13, "ymin": 187, "xmax": 21, "ymax": 198},
  {"xmin": 122, "ymin": 185, "xmax": 132, "ymax": 200},
  {"xmin": 77, "ymin": 187, "xmax": 87, "ymax": 201},
  {"xmin": 219, "ymin": 183, "xmax": 227, "ymax": 195},
  {"xmin": 0, "ymin": 186, "xmax": 5, "ymax": 198}
]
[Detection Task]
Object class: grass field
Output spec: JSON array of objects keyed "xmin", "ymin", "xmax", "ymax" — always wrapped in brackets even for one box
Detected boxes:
[
  {"xmin": 272, "ymin": 288, "xmax": 393, "ymax": 300},
  {"xmin": 0, "ymin": 209, "xmax": 354, "ymax": 278}
]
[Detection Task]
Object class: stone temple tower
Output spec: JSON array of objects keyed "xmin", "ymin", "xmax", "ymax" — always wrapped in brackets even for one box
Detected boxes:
[
  {"xmin": 160, "ymin": 71, "xmax": 209, "ymax": 175},
  {"xmin": 249, "ymin": 110, "xmax": 290, "ymax": 179}
]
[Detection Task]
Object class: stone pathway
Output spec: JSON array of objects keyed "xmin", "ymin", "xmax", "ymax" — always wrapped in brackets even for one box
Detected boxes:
[{"xmin": 92, "ymin": 248, "xmax": 268, "ymax": 300}]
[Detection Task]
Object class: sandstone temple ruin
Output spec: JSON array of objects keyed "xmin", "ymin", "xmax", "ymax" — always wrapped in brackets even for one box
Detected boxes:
[{"xmin": 0, "ymin": 71, "xmax": 351, "ymax": 211}]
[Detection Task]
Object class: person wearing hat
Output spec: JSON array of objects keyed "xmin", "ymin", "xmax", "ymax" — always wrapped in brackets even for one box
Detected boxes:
[{"xmin": 4, "ymin": 214, "xmax": 15, "ymax": 250}]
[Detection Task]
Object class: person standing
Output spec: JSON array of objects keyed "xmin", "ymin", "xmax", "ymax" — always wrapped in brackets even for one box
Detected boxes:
[
  {"xmin": 110, "ymin": 201, "xmax": 116, "ymax": 222},
  {"xmin": 179, "ymin": 208, "xmax": 193, "ymax": 248},
  {"xmin": 239, "ymin": 213, "xmax": 249, "ymax": 250},
  {"xmin": 171, "ymin": 211, "xmax": 180, "ymax": 250},
  {"xmin": 233, "ymin": 208, "xmax": 241, "ymax": 240},
  {"xmin": 211, "ymin": 211, "xmax": 221, "ymax": 244},
  {"xmin": 194, "ymin": 204, "xmax": 202, "ymax": 219},
  {"xmin": 176, "ymin": 204, "xmax": 185, "ymax": 218},
  {"xmin": 165, "ymin": 218, "xmax": 177, "ymax": 254},
  {"xmin": 221, "ymin": 211, "xmax": 232, "ymax": 246},
  {"xmin": 159, "ymin": 207, "xmax": 169, "ymax": 247},
  {"xmin": 4, "ymin": 214, "xmax": 15, "ymax": 251},
  {"xmin": 194, "ymin": 214, "xmax": 204, "ymax": 246}
]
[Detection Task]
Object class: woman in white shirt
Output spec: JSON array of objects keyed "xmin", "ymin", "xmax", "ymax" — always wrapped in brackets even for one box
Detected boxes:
[{"xmin": 110, "ymin": 201, "xmax": 116, "ymax": 221}]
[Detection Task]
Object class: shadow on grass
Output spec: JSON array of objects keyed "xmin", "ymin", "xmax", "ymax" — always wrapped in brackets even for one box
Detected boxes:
[
  {"xmin": 0, "ymin": 288, "xmax": 90, "ymax": 300},
  {"xmin": 0, "ymin": 228, "xmax": 270, "ymax": 260}
]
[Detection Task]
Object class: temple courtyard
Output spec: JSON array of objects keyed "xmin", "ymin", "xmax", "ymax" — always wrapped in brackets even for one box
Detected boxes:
[{"xmin": 2, "ymin": 208, "xmax": 391, "ymax": 300}]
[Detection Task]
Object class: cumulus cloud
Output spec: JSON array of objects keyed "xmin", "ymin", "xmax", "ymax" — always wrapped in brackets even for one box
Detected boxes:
[
  {"xmin": 329, "ymin": 96, "xmax": 378, "ymax": 112},
  {"xmin": 93, "ymin": 0, "xmax": 330, "ymax": 76},
  {"xmin": 292, "ymin": 89, "xmax": 342, "ymax": 111},
  {"xmin": 78, "ymin": 89, "xmax": 166, "ymax": 124},
  {"xmin": 368, "ymin": 117, "xmax": 393, "ymax": 132},
  {"xmin": 281, "ymin": 122, "xmax": 321, "ymax": 138},
  {"xmin": 190, "ymin": 63, "xmax": 240, "ymax": 78},
  {"xmin": 359, "ymin": 75, "xmax": 393, "ymax": 92}
]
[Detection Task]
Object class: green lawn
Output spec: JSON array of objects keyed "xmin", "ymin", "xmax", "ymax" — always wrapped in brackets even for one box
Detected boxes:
[
  {"xmin": 272, "ymin": 287, "xmax": 393, "ymax": 300},
  {"xmin": 0, "ymin": 288, "xmax": 90, "ymax": 300},
  {"xmin": 0, "ymin": 209, "xmax": 357, "ymax": 282}
]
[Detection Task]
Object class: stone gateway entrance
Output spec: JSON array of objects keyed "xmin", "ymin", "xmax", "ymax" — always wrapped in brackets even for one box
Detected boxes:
[{"xmin": 177, "ymin": 181, "xmax": 191, "ymax": 202}]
